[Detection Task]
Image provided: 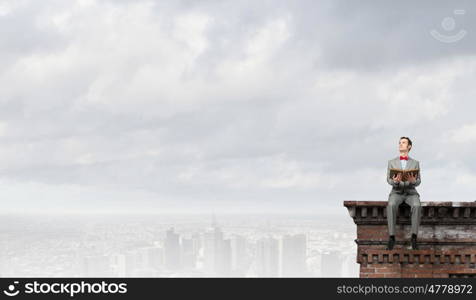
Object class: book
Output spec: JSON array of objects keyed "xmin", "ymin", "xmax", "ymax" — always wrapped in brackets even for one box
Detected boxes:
[{"xmin": 389, "ymin": 168, "xmax": 419, "ymax": 182}]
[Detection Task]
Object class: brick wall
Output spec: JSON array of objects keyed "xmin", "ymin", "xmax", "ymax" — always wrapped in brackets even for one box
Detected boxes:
[{"xmin": 344, "ymin": 201, "xmax": 476, "ymax": 278}]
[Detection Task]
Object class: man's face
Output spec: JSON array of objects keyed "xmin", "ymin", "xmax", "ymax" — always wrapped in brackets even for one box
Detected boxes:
[{"xmin": 399, "ymin": 138, "xmax": 411, "ymax": 152}]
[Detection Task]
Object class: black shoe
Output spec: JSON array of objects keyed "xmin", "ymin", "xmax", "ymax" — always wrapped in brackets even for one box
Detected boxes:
[
  {"xmin": 387, "ymin": 235, "xmax": 395, "ymax": 250},
  {"xmin": 411, "ymin": 234, "xmax": 418, "ymax": 250}
]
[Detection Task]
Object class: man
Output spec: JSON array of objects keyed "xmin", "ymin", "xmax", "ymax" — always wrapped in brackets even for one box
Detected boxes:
[{"xmin": 386, "ymin": 136, "xmax": 421, "ymax": 250}]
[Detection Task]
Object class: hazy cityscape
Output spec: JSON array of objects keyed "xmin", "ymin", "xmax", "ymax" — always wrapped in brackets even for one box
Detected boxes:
[
  {"xmin": 1, "ymin": 0, "xmax": 475, "ymax": 286},
  {"xmin": 0, "ymin": 213, "xmax": 358, "ymax": 277}
]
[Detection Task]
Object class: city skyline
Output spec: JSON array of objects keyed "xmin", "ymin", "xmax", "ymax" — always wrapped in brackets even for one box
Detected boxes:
[{"xmin": 0, "ymin": 213, "xmax": 358, "ymax": 277}]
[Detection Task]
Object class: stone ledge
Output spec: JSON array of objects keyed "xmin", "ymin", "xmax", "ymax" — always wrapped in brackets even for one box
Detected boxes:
[
  {"xmin": 344, "ymin": 201, "xmax": 476, "ymax": 207},
  {"xmin": 356, "ymin": 224, "xmax": 476, "ymax": 244},
  {"xmin": 344, "ymin": 201, "xmax": 476, "ymax": 225},
  {"xmin": 358, "ymin": 249, "xmax": 476, "ymax": 264},
  {"xmin": 355, "ymin": 240, "xmax": 476, "ymax": 246}
]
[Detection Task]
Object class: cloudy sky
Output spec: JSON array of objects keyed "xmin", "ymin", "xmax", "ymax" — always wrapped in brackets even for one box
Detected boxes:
[{"xmin": 0, "ymin": 0, "xmax": 475, "ymax": 214}]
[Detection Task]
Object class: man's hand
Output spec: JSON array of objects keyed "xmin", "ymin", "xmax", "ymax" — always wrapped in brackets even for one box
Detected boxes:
[
  {"xmin": 392, "ymin": 173, "xmax": 402, "ymax": 183},
  {"xmin": 407, "ymin": 172, "xmax": 417, "ymax": 183}
]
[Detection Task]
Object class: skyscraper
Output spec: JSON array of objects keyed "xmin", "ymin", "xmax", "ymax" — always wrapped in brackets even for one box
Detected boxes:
[
  {"xmin": 180, "ymin": 237, "xmax": 196, "ymax": 270},
  {"xmin": 230, "ymin": 234, "xmax": 247, "ymax": 275},
  {"xmin": 255, "ymin": 237, "xmax": 279, "ymax": 277},
  {"xmin": 164, "ymin": 227, "xmax": 180, "ymax": 271},
  {"xmin": 321, "ymin": 250, "xmax": 343, "ymax": 277},
  {"xmin": 202, "ymin": 223, "xmax": 231, "ymax": 276},
  {"xmin": 279, "ymin": 234, "xmax": 307, "ymax": 277}
]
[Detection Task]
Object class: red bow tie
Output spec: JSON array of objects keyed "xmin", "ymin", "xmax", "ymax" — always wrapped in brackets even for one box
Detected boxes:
[{"xmin": 400, "ymin": 156, "xmax": 408, "ymax": 160}]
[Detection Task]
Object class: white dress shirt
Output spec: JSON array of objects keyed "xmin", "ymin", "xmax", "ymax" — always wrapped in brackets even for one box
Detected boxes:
[{"xmin": 400, "ymin": 158, "xmax": 407, "ymax": 169}]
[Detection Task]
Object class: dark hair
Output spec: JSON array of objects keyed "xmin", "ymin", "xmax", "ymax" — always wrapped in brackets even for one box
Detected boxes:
[{"xmin": 400, "ymin": 136, "xmax": 412, "ymax": 151}]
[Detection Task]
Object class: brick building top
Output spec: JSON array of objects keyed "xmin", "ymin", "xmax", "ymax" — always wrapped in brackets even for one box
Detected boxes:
[
  {"xmin": 344, "ymin": 201, "xmax": 476, "ymax": 225},
  {"xmin": 343, "ymin": 201, "xmax": 476, "ymax": 278}
]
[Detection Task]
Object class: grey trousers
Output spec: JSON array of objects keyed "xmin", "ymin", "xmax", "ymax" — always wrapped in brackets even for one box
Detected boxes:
[{"xmin": 387, "ymin": 192, "xmax": 421, "ymax": 236}]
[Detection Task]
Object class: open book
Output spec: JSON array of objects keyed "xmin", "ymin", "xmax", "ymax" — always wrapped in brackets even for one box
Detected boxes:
[{"xmin": 389, "ymin": 168, "xmax": 420, "ymax": 182}]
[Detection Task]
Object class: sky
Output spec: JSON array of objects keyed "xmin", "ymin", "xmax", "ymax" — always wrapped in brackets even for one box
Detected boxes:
[{"xmin": 0, "ymin": 0, "xmax": 475, "ymax": 215}]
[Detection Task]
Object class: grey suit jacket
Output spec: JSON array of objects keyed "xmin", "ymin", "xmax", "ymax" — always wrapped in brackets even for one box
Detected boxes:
[{"xmin": 387, "ymin": 156, "xmax": 421, "ymax": 196}]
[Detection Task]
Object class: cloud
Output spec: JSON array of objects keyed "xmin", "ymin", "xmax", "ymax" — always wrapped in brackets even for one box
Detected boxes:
[
  {"xmin": 0, "ymin": 0, "xmax": 476, "ymax": 213},
  {"xmin": 448, "ymin": 122, "xmax": 476, "ymax": 143}
]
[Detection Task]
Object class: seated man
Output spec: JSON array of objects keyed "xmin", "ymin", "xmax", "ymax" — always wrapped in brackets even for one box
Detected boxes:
[{"xmin": 386, "ymin": 136, "xmax": 421, "ymax": 250}]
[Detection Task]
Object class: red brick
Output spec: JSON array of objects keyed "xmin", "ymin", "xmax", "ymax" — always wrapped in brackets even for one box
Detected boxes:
[{"xmin": 346, "ymin": 201, "xmax": 476, "ymax": 278}]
